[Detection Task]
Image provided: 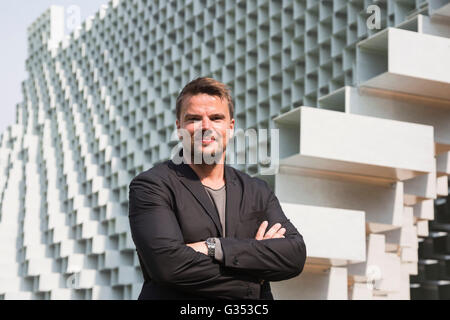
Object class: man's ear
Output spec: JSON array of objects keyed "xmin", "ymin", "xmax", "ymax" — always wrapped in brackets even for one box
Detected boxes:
[
  {"xmin": 176, "ymin": 119, "xmax": 182, "ymax": 140},
  {"xmin": 229, "ymin": 128, "xmax": 234, "ymax": 139},
  {"xmin": 229, "ymin": 119, "xmax": 235, "ymax": 138}
]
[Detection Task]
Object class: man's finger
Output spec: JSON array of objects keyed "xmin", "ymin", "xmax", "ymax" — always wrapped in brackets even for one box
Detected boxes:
[
  {"xmin": 255, "ymin": 221, "xmax": 268, "ymax": 240},
  {"xmin": 263, "ymin": 223, "xmax": 282, "ymax": 239},
  {"xmin": 272, "ymin": 228, "xmax": 286, "ymax": 239}
]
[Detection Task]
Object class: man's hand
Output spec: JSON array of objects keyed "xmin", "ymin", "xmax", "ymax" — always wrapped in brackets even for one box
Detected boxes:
[
  {"xmin": 187, "ymin": 221, "xmax": 286, "ymax": 253},
  {"xmin": 255, "ymin": 221, "xmax": 286, "ymax": 240},
  {"xmin": 186, "ymin": 241, "xmax": 208, "ymax": 255}
]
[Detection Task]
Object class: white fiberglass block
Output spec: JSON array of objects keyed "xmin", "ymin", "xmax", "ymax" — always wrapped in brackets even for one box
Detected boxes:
[
  {"xmin": 24, "ymin": 244, "xmax": 47, "ymax": 260},
  {"xmin": 275, "ymin": 171, "xmax": 403, "ymax": 229},
  {"xmin": 413, "ymin": 199, "xmax": 435, "ymax": 220},
  {"xmin": 401, "ymin": 247, "xmax": 418, "ymax": 262},
  {"xmin": 27, "ymin": 258, "xmax": 54, "ymax": 276},
  {"xmin": 437, "ymin": 151, "xmax": 450, "ymax": 175},
  {"xmin": 348, "ymin": 234, "xmax": 386, "ymax": 281},
  {"xmin": 38, "ymin": 273, "xmax": 61, "ymax": 292},
  {"xmin": 274, "ymin": 106, "xmax": 434, "ymax": 180},
  {"xmin": 1, "ymin": 0, "xmax": 444, "ymax": 301},
  {"xmin": 271, "ymin": 267, "xmax": 348, "ymax": 300},
  {"xmin": 117, "ymin": 266, "xmax": 138, "ymax": 285},
  {"xmin": 376, "ymin": 253, "xmax": 401, "ymax": 293},
  {"xmin": 397, "ymin": 14, "xmax": 450, "ymax": 38},
  {"xmin": 319, "ymin": 86, "xmax": 450, "ymax": 152},
  {"xmin": 0, "ymin": 242, "xmax": 17, "ymax": 256},
  {"xmin": 428, "ymin": 0, "xmax": 450, "ymax": 18},
  {"xmin": 416, "ymin": 220, "xmax": 430, "ymax": 237},
  {"xmin": 0, "ymin": 262, "xmax": 19, "ymax": 275},
  {"xmin": 357, "ymin": 28, "xmax": 450, "ymax": 100},
  {"xmin": 91, "ymin": 286, "xmax": 117, "ymax": 300},
  {"xmin": 66, "ymin": 254, "xmax": 85, "ymax": 274},
  {"xmin": 280, "ymin": 202, "xmax": 366, "ymax": 265},
  {"xmin": 403, "ymin": 165, "xmax": 437, "ymax": 203},
  {"xmin": 384, "ymin": 263, "xmax": 412, "ymax": 300},
  {"xmin": 436, "ymin": 175, "xmax": 449, "ymax": 196},
  {"xmin": 78, "ymin": 270, "xmax": 98, "ymax": 289},
  {"xmin": 349, "ymin": 282, "xmax": 373, "ymax": 300},
  {"xmin": 3, "ymin": 291, "xmax": 33, "ymax": 300},
  {"xmin": 383, "ymin": 226, "xmax": 418, "ymax": 250},
  {"xmin": 91, "ymin": 235, "xmax": 107, "ymax": 254},
  {"xmin": 50, "ymin": 288, "xmax": 73, "ymax": 300}
]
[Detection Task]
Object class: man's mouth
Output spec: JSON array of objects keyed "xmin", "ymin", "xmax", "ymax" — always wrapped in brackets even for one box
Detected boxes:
[{"xmin": 201, "ymin": 136, "xmax": 216, "ymax": 144}]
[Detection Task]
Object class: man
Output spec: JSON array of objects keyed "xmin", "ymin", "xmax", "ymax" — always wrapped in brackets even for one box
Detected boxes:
[{"xmin": 128, "ymin": 77, "xmax": 306, "ymax": 300}]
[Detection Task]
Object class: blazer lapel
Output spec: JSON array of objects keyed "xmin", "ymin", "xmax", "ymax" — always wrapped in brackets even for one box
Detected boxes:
[
  {"xmin": 173, "ymin": 161, "xmax": 224, "ymax": 238},
  {"xmin": 223, "ymin": 165, "xmax": 242, "ymax": 239}
]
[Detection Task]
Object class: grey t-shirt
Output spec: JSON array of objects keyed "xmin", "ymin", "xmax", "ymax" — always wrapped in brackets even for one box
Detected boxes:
[{"xmin": 204, "ymin": 184, "xmax": 226, "ymax": 262}]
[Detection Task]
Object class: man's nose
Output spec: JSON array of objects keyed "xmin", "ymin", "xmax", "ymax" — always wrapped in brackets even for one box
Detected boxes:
[{"xmin": 201, "ymin": 116, "xmax": 212, "ymax": 130}]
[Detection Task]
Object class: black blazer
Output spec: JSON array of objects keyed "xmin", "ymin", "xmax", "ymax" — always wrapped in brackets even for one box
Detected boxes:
[{"xmin": 128, "ymin": 157, "xmax": 307, "ymax": 300}]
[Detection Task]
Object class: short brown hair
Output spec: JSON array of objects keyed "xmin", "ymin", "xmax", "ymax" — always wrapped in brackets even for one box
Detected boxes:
[{"xmin": 176, "ymin": 77, "xmax": 234, "ymax": 120}]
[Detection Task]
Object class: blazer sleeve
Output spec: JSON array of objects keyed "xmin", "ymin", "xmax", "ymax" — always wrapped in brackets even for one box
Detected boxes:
[
  {"xmin": 128, "ymin": 174, "xmax": 262, "ymax": 299},
  {"xmin": 218, "ymin": 183, "xmax": 307, "ymax": 282}
]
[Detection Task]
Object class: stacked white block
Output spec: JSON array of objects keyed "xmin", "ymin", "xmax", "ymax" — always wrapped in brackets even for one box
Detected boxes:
[
  {"xmin": 268, "ymin": 106, "xmax": 437, "ymax": 299},
  {"xmin": 0, "ymin": 0, "xmax": 448, "ymax": 300},
  {"xmin": 356, "ymin": 27, "xmax": 450, "ymax": 100},
  {"xmin": 270, "ymin": 202, "xmax": 365, "ymax": 300},
  {"xmin": 269, "ymin": 1, "xmax": 450, "ymax": 299}
]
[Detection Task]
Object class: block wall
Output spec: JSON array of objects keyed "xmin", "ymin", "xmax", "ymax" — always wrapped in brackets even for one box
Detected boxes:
[{"xmin": 0, "ymin": 0, "xmax": 449, "ymax": 299}]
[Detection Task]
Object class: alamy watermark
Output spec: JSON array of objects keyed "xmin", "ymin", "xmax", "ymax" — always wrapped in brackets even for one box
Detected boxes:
[
  {"xmin": 66, "ymin": 5, "xmax": 81, "ymax": 31},
  {"xmin": 66, "ymin": 264, "xmax": 82, "ymax": 289},
  {"xmin": 367, "ymin": 4, "xmax": 381, "ymax": 30},
  {"xmin": 366, "ymin": 264, "xmax": 382, "ymax": 290},
  {"xmin": 170, "ymin": 127, "xmax": 280, "ymax": 175}
]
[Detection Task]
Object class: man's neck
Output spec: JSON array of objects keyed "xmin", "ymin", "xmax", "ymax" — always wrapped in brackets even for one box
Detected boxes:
[{"xmin": 184, "ymin": 154, "xmax": 226, "ymax": 189}]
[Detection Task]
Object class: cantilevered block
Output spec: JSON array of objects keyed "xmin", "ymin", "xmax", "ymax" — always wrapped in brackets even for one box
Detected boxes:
[
  {"xmin": 280, "ymin": 202, "xmax": 366, "ymax": 266},
  {"xmin": 413, "ymin": 199, "xmax": 435, "ymax": 220},
  {"xmin": 2, "ymin": 292, "xmax": 33, "ymax": 300},
  {"xmin": 38, "ymin": 273, "xmax": 61, "ymax": 292},
  {"xmin": 271, "ymin": 267, "xmax": 348, "ymax": 300},
  {"xmin": 319, "ymin": 86, "xmax": 450, "ymax": 153},
  {"xmin": 428, "ymin": 0, "xmax": 450, "ymax": 19},
  {"xmin": 273, "ymin": 106, "xmax": 434, "ymax": 180},
  {"xmin": 376, "ymin": 253, "xmax": 402, "ymax": 294},
  {"xmin": 437, "ymin": 151, "xmax": 450, "ymax": 175},
  {"xmin": 357, "ymin": 27, "xmax": 450, "ymax": 100},
  {"xmin": 396, "ymin": 14, "xmax": 450, "ymax": 38},
  {"xmin": 385, "ymin": 263, "xmax": 412, "ymax": 299},
  {"xmin": 26, "ymin": 258, "xmax": 54, "ymax": 276},
  {"xmin": 50, "ymin": 288, "xmax": 73, "ymax": 300},
  {"xmin": 349, "ymin": 282, "xmax": 374, "ymax": 300},
  {"xmin": 91, "ymin": 286, "xmax": 116, "ymax": 300},
  {"xmin": 384, "ymin": 225, "xmax": 418, "ymax": 252},
  {"xmin": 348, "ymin": 234, "xmax": 386, "ymax": 282},
  {"xmin": 436, "ymin": 175, "xmax": 449, "ymax": 196},
  {"xmin": 416, "ymin": 219, "xmax": 430, "ymax": 237},
  {"xmin": 403, "ymin": 163, "xmax": 437, "ymax": 204},
  {"xmin": 275, "ymin": 170, "xmax": 404, "ymax": 231}
]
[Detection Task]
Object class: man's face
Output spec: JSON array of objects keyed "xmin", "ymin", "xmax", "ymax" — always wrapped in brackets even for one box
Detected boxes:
[{"xmin": 176, "ymin": 93, "xmax": 235, "ymax": 164}]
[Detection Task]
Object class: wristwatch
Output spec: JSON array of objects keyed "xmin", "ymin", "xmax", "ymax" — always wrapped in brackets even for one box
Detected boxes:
[{"xmin": 205, "ymin": 238, "xmax": 216, "ymax": 258}]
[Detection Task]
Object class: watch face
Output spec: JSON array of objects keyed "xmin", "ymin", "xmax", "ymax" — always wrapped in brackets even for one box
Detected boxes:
[{"xmin": 206, "ymin": 239, "xmax": 215, "ymax": 256}]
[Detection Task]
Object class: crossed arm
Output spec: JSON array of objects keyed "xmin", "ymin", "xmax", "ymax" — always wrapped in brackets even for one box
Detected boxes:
[
  {"xmin": 187, "ymin": 221, "xmax": 287, "ymax": 254},
  {"xmin": 128, "ymin": 175, "xmax": 306, "ymax": 299}
]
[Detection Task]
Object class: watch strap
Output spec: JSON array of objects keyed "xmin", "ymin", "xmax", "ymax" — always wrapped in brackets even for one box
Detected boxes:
[{"xmin": 205, "ymin": 238, "xmax": 216, "ymax": 257}]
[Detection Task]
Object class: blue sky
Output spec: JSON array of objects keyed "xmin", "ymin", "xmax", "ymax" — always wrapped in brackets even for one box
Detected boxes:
[{"xmin": 0, "ymin": 0, "xmax": 109, "ymax": 135}]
